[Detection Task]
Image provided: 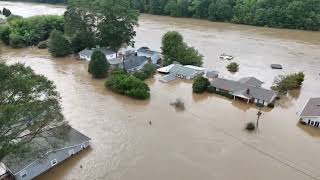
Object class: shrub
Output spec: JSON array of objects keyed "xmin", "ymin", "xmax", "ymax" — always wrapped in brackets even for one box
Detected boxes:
[
  {"xmin": 48, "ymin": 30, "xmax": 71, "ymax": 57},
  {"xmin": 37, "ymin": 41, "xmax": 48, "ymax": 49},
  {"xmin": 88, "ymin": 51, "xmax": 109, "ymax": 78},
  {"xmin": 267, "ymin": 103, "xmax": 275, "ymax": 108},
  {"xmin": 170, "ymin": 98, "xmax": 185, "ymax": 110},
  {"xmin": 133, "ymin": 63, "xmax": 157, "ymax": 81},
  {"xmin": 192, "ymin": 76, "xmax": 210, "ymax": 93},
  {"xmin": 0, "ymin": 25, "xmax": 10, "ymax": 45},
  {"xmin": 105, "ymin": 72, "xmax": 150, "ymax": 100},
  {"xmin": 272, "ymin": 72, "xmax": 305, "ymax": 94},
  {"xmin": 245, "ymin": 122, "xmax": 256, "ymax": 131},
  {"xmin": 207, "ymin": 86, "xmax": 234, "ymax": 99},
  {"xmin": 227, "ymin": 62, "xmax": 239, "ymax": 72},
  {"xmin": 2, "ymin": 8, "xmax": 11, "ymax": 17}
]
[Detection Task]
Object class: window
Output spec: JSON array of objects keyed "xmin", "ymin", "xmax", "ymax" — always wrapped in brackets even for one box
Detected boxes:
[
  {"xmin": 20, "ymin": 170, "xmax": 27, "ymax": 178},
  {"xmin": 51, "ymin": 159, "xmax": 58, "ymax": 166},
  {"xmin": 69, "ymin": 149, "xmax": 75, "ymax": 156}
]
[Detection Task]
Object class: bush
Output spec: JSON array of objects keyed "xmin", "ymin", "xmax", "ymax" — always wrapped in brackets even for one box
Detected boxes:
[
  {"xmin": 192, "ymin": 76, "xmax": 210, "ymax": 93},
  {"xmin": 2, "ymin": 8, "xmax": 11, "ymax": 17},
  {"xmin": 272, "ymin": 72, "xmax": 305, "ymax": 94},
  {"xmin": 48, "ymin": 30, "xmax": 71, "ymax": 57},
  {"xmin": 132, "ymin": 63, "xmax": 157, "ymax": 81},
  {"xmin": 37, "ymin": 41, "xmax": 48, "ymax": 49},
  {"xmin": 88, "ymin": 51, "xmax": 109, "ymax": 78},
  {"xmin": 0, "ymin": 25, "xmax": 10, "ymax": 45},
  {"xmin": 207, "ymin": 86, "xmax": 234, "ymax": 99},
  {"xmin": 245, "ymin": 122, "xmax": 256, "ymax": 131},
  {"xmin": 170, "ymin": 98, "xmax": 185, "ymax": 110},
  {"xmin": 0, "ymin": 15, "xmax": 64, "ymax": 48},
  {"xmin": 267, "ymin": 103, "xmax": 275, "ymax": 108},
  {"xmin": 105, "ymin": 72, "xmax": 150, "ymax": 100},
  {"xmin": 227, "ymin": 62, "xmax": 239, "ymax": 72}
]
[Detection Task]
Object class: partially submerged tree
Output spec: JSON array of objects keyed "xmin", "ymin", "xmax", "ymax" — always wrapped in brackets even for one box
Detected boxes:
[
  {"xmin": 226, "ymin": 62, "xmax": 239, "ymax": 72},
  {"xmin": 272, "ymin": 72, "xmax": 305, "ymax": 94},
  {"xmin": 88, "ymin": 51, "xmax": 110, "ymax": 78},
  {"xmin": 0, "ymin": 62, "xmax": 64, "ymax": 160},
  {"xmin": 2, "ymin": 8, "xmax": 11, "ymax": 17},
  {"xmin": 133, "ymin": 63, "xmax": 157, "ymax": 80},
  {"xmin": 161, "ymin": 31, "xmax": 203, "ymax": 66},
  {"xmin": 48, "ymin": 30, "xmax": 71, "ymax": 57},
  {"xmin": 245, "ymin": 122, "xmax": 256, "ymax": 131},
  {"xmin": 192, "ymin": 76, "xmax": 210, "ymax": 93}
]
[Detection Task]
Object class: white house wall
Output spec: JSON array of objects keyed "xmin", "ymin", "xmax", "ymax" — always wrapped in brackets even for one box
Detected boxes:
[
  {"xmin": 301, "ymin": 117, "xmax": 320, "ymax": 128},
  {"xmin": 14, "ymin": 141, "xmax": 90, "ymax": 180}
]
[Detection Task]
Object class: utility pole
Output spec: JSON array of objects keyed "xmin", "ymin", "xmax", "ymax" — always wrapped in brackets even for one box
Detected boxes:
[{"xmin": 256, "ymin": 107, "xmax": 262, "ymax": 128}]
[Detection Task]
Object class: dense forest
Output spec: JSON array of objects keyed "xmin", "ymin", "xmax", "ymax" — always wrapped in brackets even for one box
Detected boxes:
[
  {"xmin": 134, "ymin": 0, "xmax": 320, "ymax": 30},
  {"xmin": 1, "ymin": 0, "xmax": 320, "ymax": 30}
]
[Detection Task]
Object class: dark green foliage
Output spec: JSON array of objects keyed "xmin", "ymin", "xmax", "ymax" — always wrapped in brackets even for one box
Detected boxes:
[
  {"xmin": 227, "ymin": 62, "xmax": 239, "ymax": 72},
  {"xmin": 0, "ymin": 62, "xmax": 64, "ymax": 160},
  {"xmin": 272, "ymin": 72, "xmax": 305, "ymax": 94},
  {"xmin": 70, "ymin": 31, "xmax": 95, "ymax": 53},
  {"xmin": 48, "ymin": 30, "xmax": 71, "ymax": 57},
  {"xmin": 133, "ymin": 64, "xmax": 157, "ymax": 80},
  {"xmin": 0, "ymin": 15, "xmax": 64, "ymax": 48},
  {"xmin": 134, "ymin": 0, "xmax": 320, "ymax": 30},
  {"xmin": 0, "ymin": 25, "xmax": 11, "ymax": 45},
  {"xmin": 37, "ymin": 40, "xmax": 48, "ymax": 49},
  {"xmin": 245, "ymin": 122, "xmax": 256, "ymax": 131},
  {"xmin": 6, "ymin": 15, "xmax": 23, "ymax": 23},
  {"xmin": 192, "ymin": 76, "xmax": 210, "ymax": 93},
  {"xmin": 105, "ymin": 70, "xmax": 150, "ymax": 100},
  {"xmin": 3, "ymin": 0, "xmax": 67, "ymax": 3},
  {"xmin": 2, "ymin": 8, "xmax": 11, "ymax": 17},
  {"xmin": 65, "ymin": 0, "xmax": 139, "ymax": 51},
  {"xmin": 161, "ymin": 31, "xmax": 203, "ymax": 66},
  {"xmin": 88, "ymin": 51, "xmax": 109, "ymax": 78}
]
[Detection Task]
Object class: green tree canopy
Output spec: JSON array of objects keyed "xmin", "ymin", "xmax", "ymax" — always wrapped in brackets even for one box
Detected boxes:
[
  {"xmin": 48, "ymin": 30, "xmax": 71, "ymax": 57},
  {"xmin": 272, "ymin": 72, "xmax": 305, "ymax": 94},
  {"xmin": 161, "ymin": 31, "xmax": 203, "ymax": 66},
  {"xmin": 192, "ymin": 76, "xmax": 210, "ymax": 93},
  {"xmin": 0, "ymin": 62, "xmax": 64, "ymax": 160},
  {"xmin": 226, "ymin": 62, "xmax": 239, "ymax": 72},
  {"xmin": 65, "ymin": 0, "xmax": 139, "ymax": 51},
  {"xmin": 88, "ymin": 51, "xmax": 110, "ymax": 78}
]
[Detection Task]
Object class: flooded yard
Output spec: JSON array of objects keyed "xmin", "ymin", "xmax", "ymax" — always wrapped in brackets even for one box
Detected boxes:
[{"xmin": 1, "ymin": 1, "xmax": 320, "ymax": 180}]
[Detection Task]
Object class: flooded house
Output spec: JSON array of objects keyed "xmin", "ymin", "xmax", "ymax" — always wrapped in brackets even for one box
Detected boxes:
[
  {"xmin": 79, "ymin": 48, "xmax": 117, "ymax": 61},
  {"xmin": 0, "ymin": 126, "xmax": 91, "ymax": 180},
  {"xmin": 137, "ymin": 47, "xmax": 161, "ymax": 65},
  {"xmin": 123, "ymin": 55, "xmax": 148, "ymax": 73},
  {"xmin": 158, "ymin": 64, "xmax": 205, "ymax": 81},
  {"xmin": 210, "ymin": 77, "xmax": 277, "ymax": 106},
  {"xmin": 299, "ymin": 98, "xmax": 320, "ymax": 128}
]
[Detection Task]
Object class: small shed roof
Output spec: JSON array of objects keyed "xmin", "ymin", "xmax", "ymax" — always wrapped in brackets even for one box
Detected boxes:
[
  {"xmin": 2, "ymin": 126, "xmax": 90, "ymax": 174},
  {"xmin": 300, "ymin": 98, "xmax": 320, "ymax": 117},
  {"xmin": 137, "ymin": 47, "xmax": 160, "ymax": 55},
  {"xmin": 169, "ymin": 64, "xmax": 198, "ymax": 77}
]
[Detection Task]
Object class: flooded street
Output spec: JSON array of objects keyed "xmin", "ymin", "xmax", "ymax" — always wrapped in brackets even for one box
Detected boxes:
[{"xmin": 1, "ymin": 1, "xmax": 320, "ymax": 180}]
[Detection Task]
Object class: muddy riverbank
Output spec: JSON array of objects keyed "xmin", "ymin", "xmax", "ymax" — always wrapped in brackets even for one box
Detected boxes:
[{"xmin": 1, "ymin": 1, "xmax": 320, "ymax": 180}]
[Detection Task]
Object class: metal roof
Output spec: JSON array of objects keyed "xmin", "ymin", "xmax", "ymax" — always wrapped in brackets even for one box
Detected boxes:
[
  {"xmin": 107, "ymin": 58, "xmax": 122, "ymax": 65},
  {"xmin": 300, "ymin": 98, "xmax": 320, "ymax": 117},
  {"xmin": 169, "ymin": 64, "xmax": 198, "ymax": 77},
  {"xmin": 1, "ymin": 126, "xmax": 91, "ymax": 174},
  {"xmin": 79, "ymin": 48, "xmax": 116, "ymax": 57}
]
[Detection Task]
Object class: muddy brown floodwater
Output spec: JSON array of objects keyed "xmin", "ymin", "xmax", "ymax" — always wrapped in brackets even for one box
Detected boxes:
[{"xmin": 1, "ymin": 1, "xmax": 320, "ymax": 180}]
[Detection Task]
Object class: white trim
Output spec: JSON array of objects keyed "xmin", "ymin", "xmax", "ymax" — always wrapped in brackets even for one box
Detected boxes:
[
  {"xmin": 51, "ymin": 159, "xmax": 57, "ymax": 166},
  {"xmin": 69, "ymin": 149, "xmax": 75, "ymax": 156},
  {"xmin": 14, "ymin": 141, "xmax": 90, "ymax": 176}
]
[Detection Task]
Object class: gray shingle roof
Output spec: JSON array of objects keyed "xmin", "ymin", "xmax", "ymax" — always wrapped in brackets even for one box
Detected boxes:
[
  {"xmin": 79, "ymin": 48, "xmax": 116, "ymax": 57},
  {"xmin": 169, "ymin": 64, "xmax": 198, "ymax": 78},
  {"xmin": 107, "ymin": 58, "xmax": 123, "ymax": 65},
  {"xmin": 300, "ymin": 98, "xmax": 320, "ymax": 117},
  {"xmin": 211, "ymin": 78, "xmax": 276, "ymax": 103},
  {"xmin": 238, "ymin": 77, "xmax": 263, "ymax": 87},
  {"xmin": 137, "ymin": 47, "xmax": 160, "ymax": 55},
  {"xmin": 124, "ymin": 56, "xmax": 148, "ymax": 70},
  {"xmin": 2, "ymin": 126, "xmax": 90, "ymax": 174}
]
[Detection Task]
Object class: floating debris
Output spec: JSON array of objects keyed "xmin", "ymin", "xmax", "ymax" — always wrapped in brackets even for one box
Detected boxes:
[{"xmin": 271, "ymin": 64, "xmax": 283, "ymax": 69}]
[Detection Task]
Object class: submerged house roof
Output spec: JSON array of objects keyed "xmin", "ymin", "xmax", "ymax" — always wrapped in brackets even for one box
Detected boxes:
[
  {"xmin": 300, "ymin": 98, "xmax": 320, "ymax": 117},
  {"xmin": 79, "ymin": 48, "xmax": 116, "ymax": 57},
  {"xmin": 1, "ymin": 126, "xmax": 91, "ymax": 175},
  {"xmin": 108, "ymin": 58, "xmax": 123, "ymax": 65},
  {"xmin": 211, "ymin": 78, "xmax": 276, "ymax": 103},
  {"xmin": 238, "ymin": 77, "xmax": 264, "ymax": 87},
  {"xmin": 124, "ymin": 56, "xmax": 148, "ymax": 70},
  {"xmin": 137, "ymin": 47, "xmax": 160, "ymax": 55},
  {"xmin": 169, "ymin": 64, "xmax": 201, "ymax": 78}
]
